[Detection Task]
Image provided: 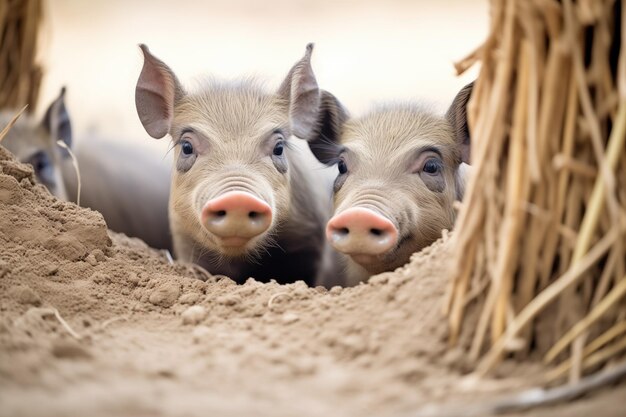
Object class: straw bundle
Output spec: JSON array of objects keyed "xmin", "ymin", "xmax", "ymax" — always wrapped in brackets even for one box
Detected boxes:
[
  {"xmin": 446, "ymin": 0, "xmax": 626, "ymax": 385},
  {"xmin": 0, "ymin": 0, "xmax": 43, "ymax": 111}
]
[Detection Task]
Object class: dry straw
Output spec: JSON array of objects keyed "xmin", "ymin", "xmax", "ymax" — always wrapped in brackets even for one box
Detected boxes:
[
  {"xmin": 0, "ymin": 104, "xmax": 28, "ymax": 141},
  {"xmin": 446, "ymin": 0, "xmax": 626, "ymax": 385},
  {"xmin": 0, "ymin": 0, "xmax": 43, "ymax": 111}
]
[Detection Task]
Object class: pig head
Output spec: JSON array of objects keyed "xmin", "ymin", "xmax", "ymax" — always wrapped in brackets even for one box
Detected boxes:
[
  {"xmin": 305, "ymin": 83, "xmax": 473, "ymax": 284},
  {"xmin": 135, "ymin": 44, "xmax": 334, "ymax": 285},
  {"xmin": 1, "ymin": 88, "xmax": 72, "ymax": 200}
]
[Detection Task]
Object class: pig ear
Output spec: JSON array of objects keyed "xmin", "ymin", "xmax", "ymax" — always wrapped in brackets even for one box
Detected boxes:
[
  {"xmin": 446, "ymin": 81, "xmax": 474, "ymax": 164},
  {"xmin": 306, "ymin": 90, "xmax": 348, "ymax": 164},
  {"xmin": 135, "ymin": 44, "xmax": 185, "ymax": 139},
  {"xmin": 42, "ymin": 87, "xmax": 72, "ymax": 148},
  {"xmin": 278, "ymin": 43, "xmax": 321, "ymax": 139}
]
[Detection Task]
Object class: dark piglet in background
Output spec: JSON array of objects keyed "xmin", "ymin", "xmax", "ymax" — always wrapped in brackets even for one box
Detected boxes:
[
  {"xmin": 63, "ymin": 137, "xmax": 172, "ymax": 250},
  {"xmin": 306, "ymin": 83, "xmax": 473, "ymax": 285},
  {"xmin": 135, "ymin": 43, "xmax": 338, "ymax": 286},
  {"xmin": 1, "ymin": 88, "xmax": 72, "ymax": 200}
]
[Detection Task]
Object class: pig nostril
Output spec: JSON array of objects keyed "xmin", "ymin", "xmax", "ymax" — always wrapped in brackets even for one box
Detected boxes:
[
  {"xmin": 338, "ymin": 227, "xmax": 349, "ymax": 236},
  {"xmin": 215, "ymin": 210, "xmax": 227, "ymax": 217},
  {"xmin": 370, "ymin": 228, "xmax": 384, "ymax": 237},
  {"xmin": 248, "ymin": 211, "xmax": 259, "ymax": 219}
]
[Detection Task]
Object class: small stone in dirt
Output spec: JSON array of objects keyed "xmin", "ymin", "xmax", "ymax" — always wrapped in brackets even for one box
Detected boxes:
[
  {"xmin": 0, "ymin": 174, "xmax": 23, "ymax": 204},
  {"xmin": 292, "ymin": 287, "xmax": 312, "ymax": 300},
  {"xmin": 91, "ymin": 249, "xmax": 106, "ymax": 262},
  {"xmin": 149, "ymin": 282, "xmax": 181, "ymax": 308},
  {"xmin": 20, "ymin": 177, "xmax": 33, "ymax": 189},
  {"xmin": 44, "ymin": 262, "xmax": 59, "ymax": 276},
  {"xmin": 338, "ymin": 334, "xmax": 368, "ymax": 356},
  {"xmin": 282, "ymin": 312, "xmax": 300, "ymax": 324},
  {"xmin": 192, "ymin": 325, "xmax": 211, "ymax": 343},
  {"xmin": 9, "ymin": 285, "xmax": 41, "ymax": 306},
  {"xmin": 51, "ymin": 340, "xmax": 92, "ymax": 360},
  {"xmin": 216, "ymin": 294, "xmax": 241, "ymax": 306},
  {"xmin": 85, "ymin": 253, "xmax": 98, "ymax": 266},
  {"xmin": 155, "ymin": 368, "xmax": 176, "ymax": 379},
  {"xmin": 207, "ymin": 274, "xmax": 235, "ymax": 285},
  {"xmin": 243, "ymin": 277, "xmax": 261, "ymax": 286},
  {"xmin": 91, "ymin": 272, "xmax": 110, "ymax": 284},
  {"xmin": 131, "ymin": 303, "xmax": 147, "ymax": 312},
  {"xmin": 0, "ymin": 260, "xmax": 9, "ymax": 278},
  {"xmin": 179, "ymin": 292, "xmax": 202, "ymax": 305},
  {"xmin": 369, "ymin": 273, "xmax": 391, "ymax": 285},
  {"xmin": 127, "ymin": 272, "xmax": 140, "ymax": 285},
  {"xmin": 0, "ymin": 319, "xmax": 10, "ymax": 333},
  {"xmin": 330, "ymin": 286, "xmax": 342, "ymax": 295},
  {"xmin": 44, "ymin": 234, "xmax": 88, "ymax": 262},
  {"xmin": 181, "ymin": 305, "xmax": 207, "ymax": 325}
]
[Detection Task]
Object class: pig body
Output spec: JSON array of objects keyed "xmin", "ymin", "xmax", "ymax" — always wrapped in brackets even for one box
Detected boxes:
[
  {"xmin": 135, "ymin": 44, "xmax": 339, "ymax": 286},
  {"xmin": 63, "ymin": 136, "xmax": 172, "ymax": 250},
  {"xmin": 306, "ymin": 84, "xmax": 473, "ymax": 285}
]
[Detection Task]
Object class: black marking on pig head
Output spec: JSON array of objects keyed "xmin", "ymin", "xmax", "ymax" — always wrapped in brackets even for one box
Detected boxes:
[{"xmin": 304, "ymin": 90, "xmax": 349, "ymax": 165}]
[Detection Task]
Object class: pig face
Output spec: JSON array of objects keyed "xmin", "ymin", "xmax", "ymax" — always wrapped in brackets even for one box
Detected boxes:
[
  {"xmin": 306, "ymin": 84, "xmax": 473, "ymax": 279},
  {"xmin": 0, "ymin": 88, "xmax": 72, "ymax": 200},
  {"xmin": 135, "ymin": 44, "xmax": 323, "ymax": 261}
]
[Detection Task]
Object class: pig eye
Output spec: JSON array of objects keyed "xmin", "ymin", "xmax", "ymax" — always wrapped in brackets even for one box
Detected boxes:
[
  {"xmin": 338, "ymin": 159, "xmax": 348, "ymax": 175},
  {"xmin": 273, "ymin": 141, "xmax": 284, "ymax": 156},
  {"xmin": 422, "ymin": 158, "xmax": 441, "ymax": 175},
  {"xmin": 181, "ymin": 140, "xmax": 194, "ymax": 156},
  {"xmin": 271, "ymin": 138, "xmax": 288, "ymax": 173},
  {"xmin": 27, "ymin": 151, "xmax": 55, "ymax": 186},
  {"xmin": 176, "ymin": 138, "xmax": 198, "ymax": 172}
]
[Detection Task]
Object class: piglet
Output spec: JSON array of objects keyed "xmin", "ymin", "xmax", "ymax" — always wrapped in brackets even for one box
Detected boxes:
[
  {"xmin": 1, "ymin": 88, "xmax": 71, "ymax": 200},
  {"xmin": 306, "ymin": 83, "xmax": 474, "ymax": 285},
  {"xmin": 135, "ymin": 43, "xmax": 338, "ymax": 285}
]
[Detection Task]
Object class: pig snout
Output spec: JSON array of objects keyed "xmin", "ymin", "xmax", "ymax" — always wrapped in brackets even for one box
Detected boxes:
[
  {"xmin": 201, "ymin": 191, "xmax": 272, "ymax": 246},
  {"xmin": 326, "ymin": 207, "xmax": 398, "ymax": 258}
]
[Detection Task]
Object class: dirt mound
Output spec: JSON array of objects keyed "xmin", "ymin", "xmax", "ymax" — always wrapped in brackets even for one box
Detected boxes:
[{"xmin": 0, "ymin": 145, "xmax": 622, "ymax": 417}]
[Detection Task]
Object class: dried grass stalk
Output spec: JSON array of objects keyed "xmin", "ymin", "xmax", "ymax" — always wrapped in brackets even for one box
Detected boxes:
[
  {"xmin": 0, "ymin": 104, "xmax": 28, "ymax": 141},
  {"xmin": 446, "ymin": 0, "xmax": 626, "ymax": 385},
  {"xmin": 0, "ymin": 0, "xmax": 43, "ymax": 111}
]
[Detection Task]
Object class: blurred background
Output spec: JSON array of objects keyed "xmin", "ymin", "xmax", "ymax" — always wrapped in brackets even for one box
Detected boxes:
[{"xmin": 33, "ymin": 0, "xmax": 487, "ymax": 156}]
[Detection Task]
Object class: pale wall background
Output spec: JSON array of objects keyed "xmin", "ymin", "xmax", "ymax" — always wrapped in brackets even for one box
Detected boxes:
[{"xmin": 36, "ymin": 0, "xmax": 488, "ymax": 156}]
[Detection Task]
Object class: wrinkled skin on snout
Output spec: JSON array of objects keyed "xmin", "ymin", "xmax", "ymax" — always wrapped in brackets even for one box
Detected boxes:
[
  {"xmin": 1, "ymin": 88, "xmax": 72, "ymax": 200},
  {"xmin": 135, "ymin": 44, "xmax": 336, "ymax": 285},
  {"xmin": 306, "ymin": 83, "xmax": 473, "ymax": 285}
]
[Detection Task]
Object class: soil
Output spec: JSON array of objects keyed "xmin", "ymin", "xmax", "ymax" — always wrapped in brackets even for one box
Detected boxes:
[{"xmin": 0, "ymin": 144, "xmax": 624, "ymax": 417}]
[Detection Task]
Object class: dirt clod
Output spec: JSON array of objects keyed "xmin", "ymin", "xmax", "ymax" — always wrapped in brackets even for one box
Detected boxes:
[
  {"xmin": 281, "ymin": 312, "xmax": 300, "ymax": 324},
  {"xmin": 179, "ymin": 292, "xmax": 202, "ymax": 305},
  {"xmin": 148, "ymin": 279, "xmax": 181, "ymax": 307},
  {"xmin": 181, "ymin": 305, "xmax": 207, "ymax": 325},
  {"xmin": 8, "ymin": 285, "xmax": 41, "ymax": 306},
  {"xmin": 51, "ymin": 340, "xmax": 92, "ymax": 360}
]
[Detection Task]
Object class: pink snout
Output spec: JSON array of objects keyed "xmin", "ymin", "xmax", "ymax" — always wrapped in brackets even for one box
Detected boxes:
[
  {"xmin": 326, "ymin": 207, "xmax": 398, "ymax": 256},
  {"xmin": 201, "ymin": 191, "xmax": 272, "ymax": 246}
]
